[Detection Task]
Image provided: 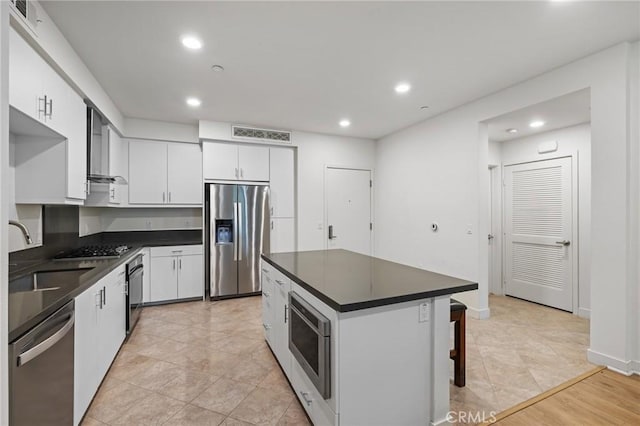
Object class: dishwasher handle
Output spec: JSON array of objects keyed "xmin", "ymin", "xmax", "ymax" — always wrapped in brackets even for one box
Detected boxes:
[{"xmin": 17, "ymin": 312, "xmax": 74, "ymax": 367}]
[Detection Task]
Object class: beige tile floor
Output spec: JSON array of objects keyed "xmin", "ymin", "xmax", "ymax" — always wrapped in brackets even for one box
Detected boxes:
[
  {"xmin": 82, "ymin": 294, "xmax": 592, "ymax": 425},
  {"xmin": 449, "ymin": 294, "xmax": 593, "ymax": 422}
]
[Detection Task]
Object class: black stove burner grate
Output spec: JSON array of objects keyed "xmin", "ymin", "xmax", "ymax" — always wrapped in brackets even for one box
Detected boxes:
[{"xmin": 55, "ymin": 245, "xmax": 131, "ymax": 260}]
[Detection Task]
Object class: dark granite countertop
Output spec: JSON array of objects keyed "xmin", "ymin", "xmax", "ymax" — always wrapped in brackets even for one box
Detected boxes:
[
  {"xmin": 8, "ymin": 233, "xmax": 203, "ymax": 343},
  {"xmin": 262, "ymin": 249, "xmax": 478, "ymax": 312}
]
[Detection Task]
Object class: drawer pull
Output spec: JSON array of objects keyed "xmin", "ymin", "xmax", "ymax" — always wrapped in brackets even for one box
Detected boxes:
[
  {"xmin": 300, "ymin": 391, "xmax": 313, "ymax": 406},
  {"xmin": 275, "ymin": 279, "xmax": 285, "ymax": 286},
  {"xmin": 263, "ymin": 291, "xmax": 270, "ymax": 298},
  {"xmin": 262, "ymin": 323, "xmax": 271, "ymax": 330},
  {"xmin": 261, "ymin": 268, "xmax": 269, "ymax": 273}
]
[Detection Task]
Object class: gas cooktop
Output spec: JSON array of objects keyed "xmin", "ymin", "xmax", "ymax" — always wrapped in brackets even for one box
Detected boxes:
[{"xmin": 54, "ymin": 245, "xmax": 131, "ymax": 261}]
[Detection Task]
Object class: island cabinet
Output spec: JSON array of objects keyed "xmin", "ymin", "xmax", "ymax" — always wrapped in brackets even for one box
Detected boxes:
[
  {"xmin": 74, "ymin": 264, "xmax": 127, "ymax": 426},
  {"xmin": 261, "ymin": 249, "xmax": 478, "ymax": 426},
  {"xmin": 261, "ymin": 261, "xmax": 292, "ymax": 376}
]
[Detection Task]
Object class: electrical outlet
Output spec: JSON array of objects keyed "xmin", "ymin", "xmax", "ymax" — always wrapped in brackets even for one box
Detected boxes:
[{"xmin": 419, "ymin": 302, "xmax": 430, "ymax": 322}]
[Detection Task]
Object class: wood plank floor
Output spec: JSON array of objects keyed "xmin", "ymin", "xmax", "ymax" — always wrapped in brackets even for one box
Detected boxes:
[{"xmin": 494, "ymin": 369, "xmax": 640, "ymax": 425}]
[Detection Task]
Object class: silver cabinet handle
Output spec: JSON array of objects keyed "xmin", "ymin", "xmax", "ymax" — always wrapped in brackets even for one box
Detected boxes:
[
  {"xmin": 18, "ymin": 313, "xmax": 74, "ymax": 366},
  {"xmin": 163, "ymin": 192, "xmax": 166, "ymax": 203},
  {"xmin": 235, "ymin": 168, "xmax": 239, "ymax": 178},
  {"xmin": 102, "ymin": 286, "xmax": 106, "ymax": 306},
  {"xmin": 261, "ymin": 268, "xmax": 269, "ymax": 273},
  {"xmin": 168, "ymin": 192, "xmax": 172, "ymax": 203},
  {"xmin": 556, "ymin": 240, "xmax": 571, "ymax": 246},
  {"xmin": 47, "ymin": 97, "xmax": 53, "ymax": 118},
  {"xmin": 262, "ymin": 323, "xmax": 271, "ymax": 330},
  {"xmin": 275, "ymin": 279, "xmax": 285, "ymax": 286},
  {"xmin": 300, "ymin": 391, "xmax": 313, "ymax": 406},
  {"xmin": 38, "ymin": 95, "xmax": 47, "ymax": 118},
  {"xmin": 110, "ymin": 188, "xmax": 115, "ymax": 199},
  {"xmin": 270, "ymin": 207, "xmax": 274, "ymax": 215},
  {"xmin": 240, "ymin": 168, "xmax": 244, "ymax": 178},
  {"xmin": 263, "ymin": 291, "xmax": 270, "ymax": 298},
  {"xmin": 171, "ymin": 250, "xmax": 183, "ymax": 253},
  {"xmin": 95, "ymin": 291, "xmax": 102, "ymax": 308},
  {"xmin": 173, "ymin": 259, "xmax": 176, "ymax": 270},
  {"xmin": 284, "ymin": 305, "xmax": 288, "ymax": 323},
  {"xmin": 179, "ymin": 258, "xmax": 182, "ymax": 269}
]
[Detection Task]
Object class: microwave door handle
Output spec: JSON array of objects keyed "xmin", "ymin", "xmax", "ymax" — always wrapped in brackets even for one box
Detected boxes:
[{"xmin": 17, "ymin": 313, "xmax": 75, "ymax": 366}]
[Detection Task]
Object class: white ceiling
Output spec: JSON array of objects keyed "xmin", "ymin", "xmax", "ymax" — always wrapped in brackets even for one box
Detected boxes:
[
  {"xmin": 487, "ymin": 89, "xmax": 591, "ymax": 143},
  {"xmin": 41, "ymin": 1, "xmax": 639, "ymax": 140}
]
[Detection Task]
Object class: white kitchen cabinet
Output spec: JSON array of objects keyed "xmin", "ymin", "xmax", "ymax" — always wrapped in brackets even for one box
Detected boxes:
[
  {"xmin": 238, "ymin": 145, "xmax": 270, "ymax": 181},
  {"xmin": 203, "ymin": 141, "xmax": 270, "ymax": 181},
  {"xmin": 142, "ymin": 248, "xmax": 151, "ymax": 304},
  {"xmin": 271, "ymin": 218, "xmax": 296, "ymax": 253},
  {"xmin": 269, "ymin": 148, "xmax": 295, "ymax": 218},
  {"xmin": 73, "ymin": 265, "xmax": 127, "ymax": 426},
  {"xmin": 10, "ymin": 27, "xmax": 88, "ymax": 204},
  {"xmin": 129, "ymin": 140, "xmax": 168, "ymax": 204},
  {"xmin": 177, "ymin": 254, "xmax": 204, "ymax": 299},
  {"xmin": 168, "ymin": 143, "xmax": 203, "ymax": 204},
  {"xmin": 129, "ymin": 140, "xmax": 202, "ymax": 206},
  {"xmin": 149, "ymin": 256, "xmax": 178, "ymax": 301},
  {"xmin": 261, "ymin": 261, "xmax": 291, "ymax": 375},
  {"xmin": 148, "ymin": 245, "xmax": 204, "ymax": 303}
]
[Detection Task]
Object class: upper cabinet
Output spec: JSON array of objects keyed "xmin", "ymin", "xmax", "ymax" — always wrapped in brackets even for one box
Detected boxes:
[
  {"xmin": 85, "ymin": 126, "xmax": 128, "ymax": 207},
  {"xmin": 10, "ymin": 27, "xmax": 87, "ymax": 204},
  {"xmin": 269, "ymin": 148, "xmax": 295, "ymax": 218},
  {"xmin": 129, "ymin": 141, "xmax": 202, "ymax": 206},
  {"xmin": 203, "ymin": 142, "xmax": 269, "ymax": 181}
]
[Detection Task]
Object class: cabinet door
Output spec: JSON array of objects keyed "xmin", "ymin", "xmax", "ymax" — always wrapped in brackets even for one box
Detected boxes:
[
  {"xmin": 271, "ymin": 218, "xmax": 296, "ymax": 253},
  {"xmin": 9, "ymin": 28, "xmax": 44, "ymax": 122},
  {"xmin": 142, "ymin": 248, "xmax": 151, "ymax": 304},
  {"xmin": 98, "ymin": 269, "xmax": 127, "ymax": 378},
  {"xmin": 177, "ymin": 254, "xmax": 204, "ymax": 299},
  {"xmin": 261, "ymin": 275, "xmax": 275, "ymax": 347},
  {"xmin": 150, "ymin": 256, "xmax": 178, "ymax": 302},
  {"xmin": 269, "ymin": 148, "xmax": 295, "ymax": 217},
  {"xmin": 65, "ymin": 89, "xmax": 88, "ymax": 200},
  {"xmin": 168, "ymin": 143, "xmax": 202, "ymax": 204},
  {"xmin": 129, "ymin": 141, "xmax": 168, "ymax": 204},
  {"xmin": 273, "ymin": 276, "xmax": 291, "ymax": 376},
  {"xmin": 203, "ymin": 142, "xmax": 238, "ymax": 180},
  {"xmin": 40, "ymin": 59, "xmax": 68, "ymax": 135},
  {"xmin": 74, "ymin": 286, "xmax": 101, "ymax": 425},
  {"xmin": 238, "ymin": 145, "xmax": 270, "ymax": 181}
]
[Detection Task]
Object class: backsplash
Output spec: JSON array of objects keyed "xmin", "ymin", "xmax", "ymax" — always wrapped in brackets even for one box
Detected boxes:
[{"xmin": 79, "ymin": 207, "xmax": 202, "ymax": 236}]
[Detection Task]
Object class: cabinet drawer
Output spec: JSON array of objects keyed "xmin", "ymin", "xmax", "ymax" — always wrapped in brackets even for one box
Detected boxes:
[
  {"xmin": 290, "ymin": 360, "xmax": 336, "ymax": 426},
  {"xmin": 150, "ymin": 245, "xmax": 203, "ymax": 257}
]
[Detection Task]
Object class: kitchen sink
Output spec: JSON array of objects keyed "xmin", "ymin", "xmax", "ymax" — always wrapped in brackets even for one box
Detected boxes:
[{"xmin": 10, "ymin": 268, "xmax": 94, "ymax": 293}]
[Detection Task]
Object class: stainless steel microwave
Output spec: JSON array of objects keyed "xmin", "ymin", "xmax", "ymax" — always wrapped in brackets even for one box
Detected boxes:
[{"xmin": 288, "ymin": 291, "xmax": 331, "ymax": 399}]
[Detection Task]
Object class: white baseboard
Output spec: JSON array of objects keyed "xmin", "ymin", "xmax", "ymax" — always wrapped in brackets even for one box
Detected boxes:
[
  {"xmin": 631, "ymin": 360, "xmax": 640, "ymax": 375},
  {"xmin": 577, "ymin": 307, "xmax": 590, "ymax": 319},
  {"xmin": 587, "ymin": 349, "xmax": 634, "ymax": 374},
  {"xmin": 467, "ymin": 306, "xmax": 490, "ymax": 320}
]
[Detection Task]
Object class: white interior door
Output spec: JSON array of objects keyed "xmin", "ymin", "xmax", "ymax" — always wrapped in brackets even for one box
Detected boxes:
[
  {"xmin": 326, "ymin": 167, "xmax": 371, "ymax": 255},
  {"xmin": 504, "ymin": 157, "xmax": 573, "ymax": 311}
]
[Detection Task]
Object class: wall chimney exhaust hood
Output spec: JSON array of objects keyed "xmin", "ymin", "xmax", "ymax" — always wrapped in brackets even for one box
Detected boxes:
[{"xmin": 87, "ymin": 107, "xmax": 127, "ymax": 184}]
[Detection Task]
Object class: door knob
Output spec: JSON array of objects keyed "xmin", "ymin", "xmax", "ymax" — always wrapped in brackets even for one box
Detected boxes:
[
  {"xmin": 555, "ymin": 240, "xmax": 571, "ymax": 246},
  {"xmin": 328, "ymin": 225, "xmax": 337, "ymax": 240}
]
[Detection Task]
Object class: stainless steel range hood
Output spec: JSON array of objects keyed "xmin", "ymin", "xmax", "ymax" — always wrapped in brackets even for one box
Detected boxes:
[{"xmin": 87, "ymin": 107, "xmax": 127, "ymax": 184}]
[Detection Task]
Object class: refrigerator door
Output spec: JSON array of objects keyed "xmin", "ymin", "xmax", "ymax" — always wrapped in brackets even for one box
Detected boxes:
[
  {"xmin": 238, "ymin": 185, "xmax": 270, "ymax": 295},
  {"xmin": 209, "ymin": 184, "xmax": 238, "ymax": 297}
]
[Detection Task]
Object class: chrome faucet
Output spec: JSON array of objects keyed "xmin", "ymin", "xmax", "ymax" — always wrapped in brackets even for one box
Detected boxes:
[{"xmin": 9, "ymin": 220, "xmax": 33, "ymax": 244}]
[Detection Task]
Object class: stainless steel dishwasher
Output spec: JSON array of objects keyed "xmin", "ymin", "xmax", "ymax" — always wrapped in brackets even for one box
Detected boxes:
[{"xmin": 9, "ymin": 300, "xmax": 75, "ymax": 425}]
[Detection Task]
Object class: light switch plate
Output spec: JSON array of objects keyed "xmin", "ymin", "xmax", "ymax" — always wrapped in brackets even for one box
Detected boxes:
[{"xmin": 419, "ymin": 302, "xmax": 430, "ymax": 322}]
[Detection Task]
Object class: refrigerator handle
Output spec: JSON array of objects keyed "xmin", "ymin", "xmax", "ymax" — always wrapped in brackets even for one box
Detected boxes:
[
  {"xmin": 237, "ymin": 201, "xmax": 243, "ymax": 261},
  {"xmin": 233, "ymin": 202, "xmax": 238, "ymax": 261}
]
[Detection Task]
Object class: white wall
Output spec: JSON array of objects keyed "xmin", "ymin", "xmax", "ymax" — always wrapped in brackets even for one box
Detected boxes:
[
  {"xmin": 499, "ymin": 123, "xmax": 591, "ymax": 317},
  {"xmin": 79, "ymin": 207, "xmax": 202, "ymax": 236},
  {"xmin": 7, "ymin": 132, "xmax": 44, "ymax": 252},
  {"xmin": 375, "ymin": 42, "xmax": 638, "ymax": 373},
  {"xmin": 199, "ymin": 120, "xmax": 377, "ymax": 252},
  {"xmin": 630, "ymin": 42, "xmax": 640, "ymax": 373}
]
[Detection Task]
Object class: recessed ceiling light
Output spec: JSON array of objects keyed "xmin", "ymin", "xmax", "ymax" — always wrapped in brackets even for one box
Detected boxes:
[
  {"xmin": 394, "ymin": 83, "xmax": 411, "ymax": 94},
  {"xmin": 339, "ymin": 119, "xmax": 351, "ymax": 128},
  {"xmin": 181, "ymin": 35, "xmax": 202, "ymax": 50},
  {"xmin": 211, "ymin": 65, "xmax": 224, "ymax": 72},
  {"xmin": 529, "ymin": 120, "xmax": 545, "ymax": 128},
  {"xmin": 186, "ymin": 97, "xmax": 201, "ymax": 107},
  {"xmin": 506, "ymin": 128, "xmax": 518, "ymax": 134}
]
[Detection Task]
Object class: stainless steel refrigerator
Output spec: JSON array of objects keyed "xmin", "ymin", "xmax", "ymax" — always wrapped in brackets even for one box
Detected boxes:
[{"xmin": 206, "ymin": 183, "xmax": 270, "ymax": 298}]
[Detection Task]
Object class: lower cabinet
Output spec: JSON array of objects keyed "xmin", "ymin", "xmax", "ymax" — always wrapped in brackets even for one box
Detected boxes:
[
  {"xmin": 74, "ymin": 265, "xmax": 126, "ymax": 425},
  {"xmin": 261, "ymin": 261, "xmax": 291, "ymax": 375},
  {"xmin": 148, "ymin": 245, "xmax": 203, "ymax": 303}
]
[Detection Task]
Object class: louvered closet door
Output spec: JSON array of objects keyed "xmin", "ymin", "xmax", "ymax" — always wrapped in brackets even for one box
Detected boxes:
[{"xmin": 504, "ymin": 157, "xmax": 573, "ymax": 311}]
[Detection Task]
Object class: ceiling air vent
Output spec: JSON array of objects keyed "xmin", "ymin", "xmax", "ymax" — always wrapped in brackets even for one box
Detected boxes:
[
  {"xmin": 232, "ymin": 125, "xmax": 292, "ymax": 144},
  {"xmin": 10, "ymin": 0, "xmax": 39, "ymax": 34},
  {"xmin": 14, "ymin": 0, "xmax": 27, "ymax": 18}
]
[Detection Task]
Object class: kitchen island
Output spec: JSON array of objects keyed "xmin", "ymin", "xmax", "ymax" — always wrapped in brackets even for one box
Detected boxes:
[{"xmin": 261, "ymin": 249, "xmax": 477, "ymax": 426}]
